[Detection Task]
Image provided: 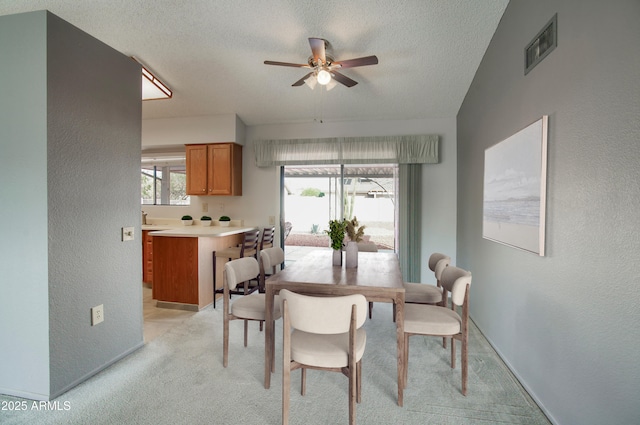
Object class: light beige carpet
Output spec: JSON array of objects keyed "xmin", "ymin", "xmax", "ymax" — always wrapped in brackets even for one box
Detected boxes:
[{"xmin": 1, "ymin": 301, "xmax": 550, "ymax": 424}]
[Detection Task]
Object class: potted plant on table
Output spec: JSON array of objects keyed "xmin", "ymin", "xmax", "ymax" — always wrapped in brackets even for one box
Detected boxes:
[
  {"xmin": 345, "ymin": 217, "xmax": 366, "ymax": 268},
  {"xmin": 200, "ymin": 216, "xmax": 212, "ymax": 226},
  {"xmin": 219, "ymin": 215, "xmax": 231, "ymax": 227},
  {"xmin": 326, "ymin": 219, "xmax": 346, "ymax": 266},
  {"xmin": 181, "ymin": 215, "xmax": 193, "ymax": 226}
]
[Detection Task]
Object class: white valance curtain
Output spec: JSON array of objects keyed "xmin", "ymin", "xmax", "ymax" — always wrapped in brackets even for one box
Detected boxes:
[{"xmin": 254, "ymin": 135, "xmax": 439, "ymax": 166}]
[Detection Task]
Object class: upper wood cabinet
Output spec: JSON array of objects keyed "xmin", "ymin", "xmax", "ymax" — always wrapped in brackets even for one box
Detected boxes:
[{"xmin": 185, "ymin": 143, "xmax": 242, "ymax": 196}]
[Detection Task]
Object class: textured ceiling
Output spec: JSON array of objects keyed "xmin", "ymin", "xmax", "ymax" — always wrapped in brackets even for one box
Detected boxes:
[{"xmin": 0, "ymin": 1, "xmax": 508, "ymax": 126}]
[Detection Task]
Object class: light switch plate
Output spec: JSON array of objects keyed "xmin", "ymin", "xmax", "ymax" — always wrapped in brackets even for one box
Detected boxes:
[
  {"xmin": 122, "ymin": 227, "xmax": 134, "ymax": 241},
  {"xmin": 269, "ymin": 216, "xmax": 276, "ymax": 225}
]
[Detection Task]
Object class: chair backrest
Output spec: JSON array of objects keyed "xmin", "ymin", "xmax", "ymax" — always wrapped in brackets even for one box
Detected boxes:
[
  {"xmin": 260, "ymin": 246, "xmax": 284, "ymax": 273},
  {"xmin": 240, "ymin": 229, "xmax": 260, "ymax": 257},
  {"xmin": 440, "ymin": 266, "xmax": 472, "ymax": 306},
  {"xmin": 225, "ymin": 257, "xmax": 260, "ymax": 291},
  {"xmin": 259, "ymin": 246, "xmax": 285, "ymax": 292},
  {"xmin": 260, "ymin": 226, "xmax": 276, "ymax": 250},
  {"xmin": 280, "ymin": 289, "xmax": 367, "ymax": 334},
  {"xmin": 428, "ymin": 252, "xmax": 451, "ymax": 272},
  {"xmin": 434, "ymin": 258, "xmax": 449, "ymax": 281}
]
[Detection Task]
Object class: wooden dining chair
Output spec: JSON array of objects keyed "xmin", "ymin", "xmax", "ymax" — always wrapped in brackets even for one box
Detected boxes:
[
  {"xmin": 280, "ymin": 289, "xmax": 368, "ymax": 425},
  {"xmin": 403, "ymin": 265, "xmax": 472, "ymax": 395},
  {"xmin": 259, "ymin": 225, "xmax": 276, "ymax": 251},
  {"xmin": 404, "ymin": 252, "xmax": 451, "ymax": 306},
  {"xmin": 223, "ymin": 257, "xmax": 281, "ymax": 367},
  {"xmin": 213, "ymin": 229, "xmax": 260, "ymax": 308},
  {"xmin": 370, "ymin": 252, "xmax": 451, "ymax": 319},
  {"xmin": 259, "ymin": 246, "xmax": 285, "ymax": 293}
]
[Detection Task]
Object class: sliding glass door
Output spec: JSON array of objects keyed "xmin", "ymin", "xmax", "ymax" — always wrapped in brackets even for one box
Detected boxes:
[{"xmin": 282, "ymin": 164, "xmax": 397, "ymax": 254}]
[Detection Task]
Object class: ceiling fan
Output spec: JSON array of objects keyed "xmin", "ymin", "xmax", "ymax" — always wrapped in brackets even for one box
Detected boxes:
[{"xmin": 264, "ymin": 37, "xmax": 378, "ymax": 89}]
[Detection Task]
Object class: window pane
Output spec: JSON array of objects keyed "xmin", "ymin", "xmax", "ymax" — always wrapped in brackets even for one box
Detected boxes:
[
  {"xmin": 344, "ymin": 165, "xmax": 396, "ymax": 251},
  {"xmin": 140, "ymin": 164, "xmax": 190, "ymax": 206}
]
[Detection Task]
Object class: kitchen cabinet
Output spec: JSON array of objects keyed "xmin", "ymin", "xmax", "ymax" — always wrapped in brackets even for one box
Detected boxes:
[
  {"xmin": 151, "ymin": 231, "xmax": 247, "ymax": 309},
  {"xmin": 185, "ymin": 143, "xmax": 242, "ymax": 196},
  {"xmin": 142, "ymin": 230, "xmax": 154, "ymax": 285}
]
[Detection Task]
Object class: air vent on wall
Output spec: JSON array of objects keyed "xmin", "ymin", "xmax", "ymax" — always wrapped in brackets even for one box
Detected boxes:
[{"xmin": 525, "ymin": 14, "xmax": 557, "ymax": 75}]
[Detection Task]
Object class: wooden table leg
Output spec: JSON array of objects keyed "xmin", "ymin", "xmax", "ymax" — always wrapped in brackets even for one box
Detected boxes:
[
  {"xmin": 264, "ymin": 285, "xmax": 274, "ymax": 389},
  {"xmin": 395, "ymin": 292, "xmax": 405, "ymax": 407}
]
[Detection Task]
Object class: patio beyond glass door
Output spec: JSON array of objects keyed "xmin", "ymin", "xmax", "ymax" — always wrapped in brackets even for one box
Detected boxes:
[{"xmin": 283, "ymin": 164, "xmax": 397, "ymax": 254}]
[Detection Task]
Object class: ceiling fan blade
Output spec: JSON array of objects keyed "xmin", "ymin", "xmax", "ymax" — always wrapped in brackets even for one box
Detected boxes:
[
  {"xmin": 292, "ymin": 72, "xmax": 314, "ymax": 87},
  {"xmin": 331, "ymin": 70, "xmax": 358, "ymax": 87},
  {"xmin": 332, "ymin": 55, "xmax": 379, "ymax": 69},
  {"xmin": 264, "ymin": 60, "xmax": 310, "ymax": 68},
  {"xmin": 309, "ymin": 37, "xmax": 326, "ymax": 65}
]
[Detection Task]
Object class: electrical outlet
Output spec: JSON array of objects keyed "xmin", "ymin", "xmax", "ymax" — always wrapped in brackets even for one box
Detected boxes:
[
  {"xmin": 202, "ymin": 203, "xmax": 208, "ymax": 213},
  {"xmin": 269, "ymin": 216, "xmax": 276, "ymax": 225},
  {"xmin": 121, "ymin": 227, "xmax": 134, "ymax": 241},
  {"xmin": 91, "ymin": 304, "xmax": 104, "ymax": 326}
]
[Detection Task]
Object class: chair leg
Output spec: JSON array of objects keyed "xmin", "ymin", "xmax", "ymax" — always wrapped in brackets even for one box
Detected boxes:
[
  {"xmin": 451, "ymin": 336, "xmax": 456, "ymax": 369},
  {"xmin": 368, "ymin": 302, "xmax": 373, "ymax": 319},
  {"xmin": 212, "ymin": 252, "xmax": 217, "ymax": 309},
  {"xmin": 462, "ymin": 335, "xmax": 468, "ymax": 396},
  {"xmin": 223, "ymin": 314, "xmax": 229, "ymax": 368},
  {"xmin": 243, "ymin": 319, "xmax": 248, "ymax": 347},
  {"xmin": 300, "ymin": 368, "xmax": 306, "ymax": 395},
  {"xmin": 282, "ymin": 303, "xmax": 291, "ymax": 425},
  {"xmin": 392, "ymin": 303, "xmax": 396, "ymax": 323},
  {"xmin": 349, "ymin": 360, "xmax": 356, "ymax": 425},
  {"xmin": 356, "ymin": 360, "xmax": 362, "ymax": 403},
  {"xmin": 403, "ymin": 334, "xmax": 409, "ymax": 388},
  {"xmin": 260, "ymin": 320, "xmax": 264, "ymax": 332}
]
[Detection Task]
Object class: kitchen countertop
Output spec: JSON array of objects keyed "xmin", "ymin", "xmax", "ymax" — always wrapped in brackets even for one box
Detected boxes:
[{"xmin": 145, "ymin": 225, "xmax": 258, "ymax": 238}]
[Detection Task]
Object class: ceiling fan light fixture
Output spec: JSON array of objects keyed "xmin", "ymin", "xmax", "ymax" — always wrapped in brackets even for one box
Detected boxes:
[{"xmin": 316, "ymin": 69, "xmax": 331, "ymax": 85}]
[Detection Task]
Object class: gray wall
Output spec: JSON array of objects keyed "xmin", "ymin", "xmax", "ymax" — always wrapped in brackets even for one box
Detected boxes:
[
  {"xmin": 457, "ymin": 1, "xmax": 640, "ymax": 425},
  {"xmin": 0, "ymin": 11, "xmax": 50, "ymax": 399},
  {"xmin": 0, "ymin": 11, "xmax": 143, "ymax": 399}
]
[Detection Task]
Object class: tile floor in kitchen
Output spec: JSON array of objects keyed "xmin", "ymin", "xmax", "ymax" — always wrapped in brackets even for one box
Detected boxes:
[
  {"xmin": 142, "ymin": 286, "xmax": 196, "ymax": 342},
  {"xmin": 141, "ymin": 246, "xmax": 322, "ymax": 342}
]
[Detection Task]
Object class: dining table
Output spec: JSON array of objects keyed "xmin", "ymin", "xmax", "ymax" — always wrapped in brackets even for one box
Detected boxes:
[{"xmin": 264, "ymin": 249, "xmax": 406, "ymax": 406}]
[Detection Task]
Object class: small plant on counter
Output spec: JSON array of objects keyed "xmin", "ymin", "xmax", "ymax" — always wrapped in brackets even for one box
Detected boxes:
[
  {"xmin": 219, "ymin": 215, "xmax": 231, "ymax": 221},
  {"xmin": 181, "ymin": 215, "xmax": 193, "ymax": 220},
  {"xmin": 326, "ymin": 219, "xmax": 347, "ymax": 251},
  {"xmin": 200, "ymin": 216, "xmax": 212, "ymax": 226},
  {"xmin": 218, "ymin": 215, "xmax": 231, "ymax": 227},
  {"xmin": 181, "ymin": 215, "xmax": 193, "ymax": 226}
]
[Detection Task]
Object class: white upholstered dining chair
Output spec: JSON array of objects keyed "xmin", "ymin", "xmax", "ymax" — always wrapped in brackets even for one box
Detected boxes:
[
  {"xmin": 403, "ymin": 265, "xmax": 472, "ymax": 395},
  {"xmin": 259, "ymin": 246, "xmax": 285, "ymax": 292},
  {"xmin": 222, "ymin": 257, "xmax": 281, "ymax": 368},
  {"xmin": 404, "ymin": 252, "xmax": 451, "ymax": 306},
  {"xmin": 280, "ymin": 289, "xmax": 368, "ymax": 425},
  {"xmin": 371, "ymin": 252, "xmax": 451, "ymax": 320}
]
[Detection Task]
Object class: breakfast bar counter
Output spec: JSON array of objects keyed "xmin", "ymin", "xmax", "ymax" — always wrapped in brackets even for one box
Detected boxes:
[{"xmin": 149, "ymin": 226, "xmax": 257, "ymax": 310}]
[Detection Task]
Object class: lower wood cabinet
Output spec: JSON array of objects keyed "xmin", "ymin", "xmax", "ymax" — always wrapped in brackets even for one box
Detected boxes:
[
  {"xmin": 151, "ymin": 233, "xmax": 243, "ymax": 309},
  {"xmin": 142, "ymin": 230, "xmax": 153, "ymax": 285}
]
